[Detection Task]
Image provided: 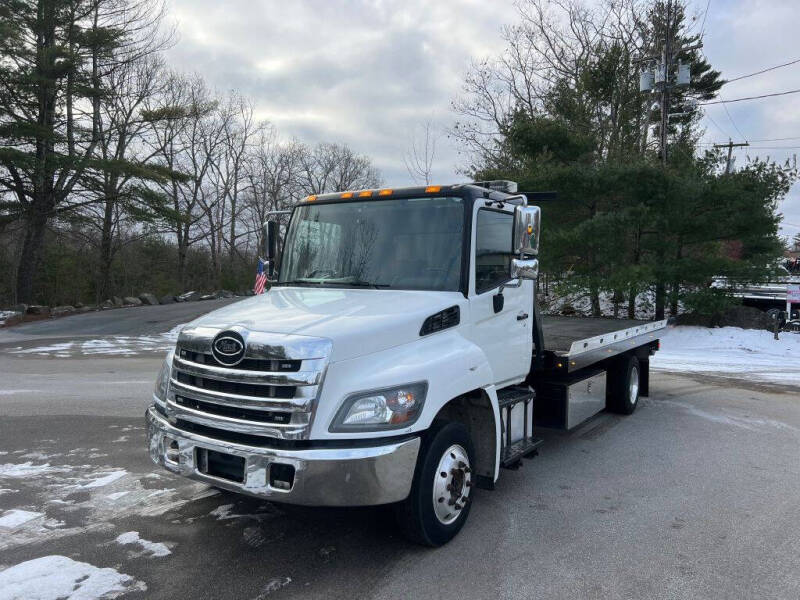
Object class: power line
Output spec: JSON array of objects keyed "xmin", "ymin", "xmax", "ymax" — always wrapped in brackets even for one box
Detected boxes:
[
  {"xmin": 698, "ymin": 0, "xmax": 712, "ymax": 39},
  {"xmin": 704, "ymin": 112, "xmax": 730, "ymax": 138},
  {"xmin": 725, "ymin": 58, "xmax": 800, "ymax": 85},
  {"xmin": 700, "ymin": 88, "xmax": 800, "ymax": 105},
  {"xmin": 720, "ymin": 97, "xmax": 747, "ymax": 140}
]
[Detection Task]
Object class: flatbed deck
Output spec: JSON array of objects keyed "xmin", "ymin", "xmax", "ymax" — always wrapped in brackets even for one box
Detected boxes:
[{"xmin": 539, "ymin": 314, "xmax": 667, "ymax": 372}]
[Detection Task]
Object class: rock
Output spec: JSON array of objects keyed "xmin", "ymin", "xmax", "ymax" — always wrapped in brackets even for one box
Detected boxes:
[
  {"xmin": 718, "ymin": 305, "xmax": 773, "ymax": 330},
  {"xmin": 74, "ymin": 302, "xmax": 84, "ymax": 309},
  {"xmin": 27, "ymin": 305, "xmax": 50, "ymax": 316},
  {"xmin": 112, "ymin": 296, "xmax": 123, "ymax": 307},
  {"xmin": 100, "ymin": 300, "xmax": 114, "ymax": 309},
  {"xmin": 177, "ymin": 291, "xmax": 201, "ymax": 302},
  {"xmin": 122, "ymin": 296, "xmax": 142, "ymax": 306},
  {"xmin": 51, "ymin": 305, "xmax": 75, "ymax": 316},
  {"xmin": 11, "ymin": 303, "xmax": 28, "ymax": 314},
  {"xmin": 560, "ymin": 303, "xmax": 576, "ymax": 316},
  {"xmin": 215, "ymin": 289, "xmax": 235, "ymax": 298},
  {"xmin": 198, "ymin": 294, "xmax": 216, "ymax": 301},
  {"xmin": 75, "ymin": 305, "xmax": 93, "ymax": 313},
  {"xmin": 159, "ymin": 295, "xmax": 176, "ymax": 305},
  {"xmin": 139, "ymin": 293, "xmax": 159, "ymax": 306}
]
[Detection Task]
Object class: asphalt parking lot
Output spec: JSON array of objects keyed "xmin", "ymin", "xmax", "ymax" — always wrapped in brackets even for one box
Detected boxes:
[{"xmin": 1, "ymin": 305, "xmax": 799, "ymax": 599}]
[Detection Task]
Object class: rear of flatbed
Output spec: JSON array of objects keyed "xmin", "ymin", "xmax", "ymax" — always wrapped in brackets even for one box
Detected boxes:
[{"xmin": 521, "ymin": 314, "xmax": 667, "ymax": 432}]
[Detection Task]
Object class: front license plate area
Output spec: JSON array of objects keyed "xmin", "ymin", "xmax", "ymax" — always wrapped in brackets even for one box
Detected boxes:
[{"xmin": 196, "ymin": 448, "xmax": 245, "ymax": 483}]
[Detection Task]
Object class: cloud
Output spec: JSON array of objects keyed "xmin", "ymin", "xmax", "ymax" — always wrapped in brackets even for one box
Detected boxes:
[
  {"xmin": 164, "ymin": 0, "xmax": 799, "ymax": 240},
  {"xmin": 164, "ymin": 0, "xmax": 517, "ymax": 186}
]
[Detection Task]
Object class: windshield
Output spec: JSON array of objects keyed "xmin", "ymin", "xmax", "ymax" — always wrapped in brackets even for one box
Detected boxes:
[{"xmin": 279, "ymin": 197, "xmax": 464, "ymax": 291}]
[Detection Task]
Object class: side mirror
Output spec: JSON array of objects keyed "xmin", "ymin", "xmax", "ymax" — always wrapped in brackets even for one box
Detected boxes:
[
  {"xmin": 512, "ymin": 258, "xmax": 539, "ymax": 280},
  {"xmin": 263, "ymin": 220, "xmax": 279, "ymax": 277},
  {"xmin": 513, "ymin": 206, "xmax": 541, "ymax": 256}
]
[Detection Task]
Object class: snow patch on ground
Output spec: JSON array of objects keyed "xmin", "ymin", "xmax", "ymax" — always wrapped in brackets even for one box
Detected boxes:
[
  {"xmin": 0, "ymin": 310, "xmax": 21, "ymax": 326},
  {"xmin": 0, "ymin": 509, "xmax": 43, "ymax": 532},
  {"xmin": 0, "ymin": 462, "xmax": 69, "ymax": 478},
  {"xmin": 78, "ymin": 470, "xmax": 127, "ymax": 489},
  {"xmin": 0, "ymin": 555, "xmax": 145, "ymax": 600},
  {"xmin": 652, "ymin": 326, "xmax": 800, "ymax": 385},
  {"xmin": 115, "ymin": 531, "xmax": 172, "ymax": 557},
  {"xmin": 0, "ymin": 459, "xmax": 217, "ymax": 552},
  {"xmin": 7, "ymin": 323, "xmax": 186, "ymax": 358}
]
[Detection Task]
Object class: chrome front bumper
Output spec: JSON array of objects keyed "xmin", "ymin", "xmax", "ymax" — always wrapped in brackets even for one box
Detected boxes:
[{"xmin": 146, "ymin": 407, "xmax": 420, "ymax": 506}]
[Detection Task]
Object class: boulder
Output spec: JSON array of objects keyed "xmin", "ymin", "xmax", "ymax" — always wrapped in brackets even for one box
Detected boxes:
[
  {"xmin": 27, "ymin": 305, "xmax": 50, "ymax": 316},
  {"xmin": 122, "ymin": 296, "xmax": 142, "ymax": 306},
  {"xmin": 215, "ymin": 289, "xmax": 235, "ymax": 299},
  {"xmin": 159, "ymin": 295, "xmax": 176, "ymax": 305},
  {"xmin": 112, "ymin": 296, "xmax": 124, "ymax": 307},
  {"xmin": 718, "ymin": 305, "xmax": 773, "ymax": 330},
  {"xmin": 177, "ymin": 291, "xmax": 201, "ymax": 302},
  {"xmin": 51, "ymin": 305, "xmax": 75, "ymax": 316},
  {"xmin": 198, "ymin": 293, "xmax": 216, "ymax": 301},
  {"xmin": 139, "ymin": 293, "xmax": 159, "ymax": 306},
  {"xmin": 74, "ymin": 302, "xmax": 84, "ymax": 309},
  {"xmin": 100, "ymin": 299, "xmax": 114, "ymax": 309},
  {"xmin": 75, "ymin": 305, "xmax": 94, "ymax": 313}
]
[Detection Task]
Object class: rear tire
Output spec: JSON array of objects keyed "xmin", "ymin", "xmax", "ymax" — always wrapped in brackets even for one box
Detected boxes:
[
  {"xmin": 394, "ymin": 420, "xmax": 475, "ymax": 546},
  {"xmin": 607, "ymin": 355, "xmax": 640, "ymax": 415}
]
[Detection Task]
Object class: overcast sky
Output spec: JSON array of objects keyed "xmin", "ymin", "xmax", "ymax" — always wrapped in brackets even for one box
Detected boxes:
[{"xmin": 164, "ymin": 0, "xmax": 800, "ymax": 241}]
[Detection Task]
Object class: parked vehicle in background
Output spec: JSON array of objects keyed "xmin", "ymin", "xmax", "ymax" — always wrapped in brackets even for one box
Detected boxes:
[
  {"xmin": 146, "ymin": 181, "xmax": 666, "ymax": 545},
  {"xmin": 712, "ymin": 268, "xmax": 800, "ymax": 327}
]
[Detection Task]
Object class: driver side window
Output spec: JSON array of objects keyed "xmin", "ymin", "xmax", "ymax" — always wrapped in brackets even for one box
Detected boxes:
[{"xmin": 475, "ymin": 209, "xmax": 513, "ymax": 294}]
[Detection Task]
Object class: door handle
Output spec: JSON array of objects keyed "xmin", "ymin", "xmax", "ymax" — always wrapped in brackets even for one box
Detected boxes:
[{"xmin": 517, "ymin": 312, "xmax": 529, "ymax": 321}]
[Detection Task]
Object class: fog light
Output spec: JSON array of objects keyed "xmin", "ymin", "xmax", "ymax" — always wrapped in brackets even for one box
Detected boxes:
[
  {"xmin": 165, "ymin": 437, "xmax": 180, "ymax": 463},
  {"xmin": 269, "ymin": 463, "xmax": 295, "ymax": 490}
]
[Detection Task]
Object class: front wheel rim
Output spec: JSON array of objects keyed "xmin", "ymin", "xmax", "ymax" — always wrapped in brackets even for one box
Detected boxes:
[{"xmin": 432, "ymin": 444, "xmax": 471, "ymax": 525}]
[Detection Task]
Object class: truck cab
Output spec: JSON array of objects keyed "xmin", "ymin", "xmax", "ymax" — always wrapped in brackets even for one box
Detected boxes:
[{"xmin": 147, "ymin": 182, "xmax": 664, "ymax": 545}]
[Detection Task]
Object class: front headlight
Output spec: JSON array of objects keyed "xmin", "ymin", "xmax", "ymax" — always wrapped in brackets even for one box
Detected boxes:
[
  {"xmin": 329, "ymin": 382, "xmax": 427, "ymax": 432},
  {"xmin": 153, "ymin": 352, "xmax": 172, "ymax": 404}
]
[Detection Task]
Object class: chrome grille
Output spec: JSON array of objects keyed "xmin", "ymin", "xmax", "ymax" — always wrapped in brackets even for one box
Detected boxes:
[{"xmin": 166, "ymin": 327, "xmax": 332, "ymax": 440}]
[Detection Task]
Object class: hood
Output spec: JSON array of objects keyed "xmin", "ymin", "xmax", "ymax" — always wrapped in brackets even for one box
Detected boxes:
[{"xmin": 189, "ymin": 287, "xmax": 465, "ymax": 362}]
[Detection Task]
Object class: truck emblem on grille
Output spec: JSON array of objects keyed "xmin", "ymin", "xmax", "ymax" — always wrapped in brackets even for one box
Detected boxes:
[{"xmin": 211, "ymin": 331, "xmax": 246, "ymax": 366}]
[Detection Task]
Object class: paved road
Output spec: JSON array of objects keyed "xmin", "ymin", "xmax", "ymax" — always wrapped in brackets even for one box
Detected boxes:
[
  {"xmin": 0, "ymin": 297, "xmax": 241, "ymax": 344},
  {"xmin": 1, "ymin": 308, "xmax": 799, "ymax": 599}
]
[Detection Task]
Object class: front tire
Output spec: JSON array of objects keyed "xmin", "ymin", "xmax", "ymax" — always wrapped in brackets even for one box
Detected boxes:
[{"xmin": 394, "ymin": 421, "xmax": 475, "ymax": 546}]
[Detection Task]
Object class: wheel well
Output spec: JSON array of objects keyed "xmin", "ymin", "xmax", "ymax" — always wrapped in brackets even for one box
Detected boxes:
[{"xmin": 434, "ymin": 390, "xmax": 497, "ymax": 483}]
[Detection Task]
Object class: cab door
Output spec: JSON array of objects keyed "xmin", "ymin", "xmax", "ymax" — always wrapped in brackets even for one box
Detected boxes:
[{"xmin": 467, "ymin": 206, "xmax": 533, "ymax": 386}]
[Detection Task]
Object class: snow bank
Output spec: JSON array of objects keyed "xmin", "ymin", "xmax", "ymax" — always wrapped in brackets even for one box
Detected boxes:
[
  {"xmin": 0, "ymin": 555, "xmax": 145, "ymax": 600},
  {"xmin": 652, "ymin": 326, "xmax": 800, "ymax": 385}
]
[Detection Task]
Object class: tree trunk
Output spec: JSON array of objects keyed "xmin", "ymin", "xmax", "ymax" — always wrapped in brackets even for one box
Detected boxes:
[
  {"xmin": 655, "ymin": 282, "xmax": 666, "ymax": 320},
  {"xmin": 98, "ymin": 191, "xmax": 115, "ymax": 301},
  {"xmin": 15, "ymin": 205, "xmax": 50, "ymax": 303},
  {"xmin": 590, "ymin": 287, "xmax": 601, "ymax": 317},
  {"xmin": 627, "ymin": 286, "xmax": 637, "ymax": 319}
]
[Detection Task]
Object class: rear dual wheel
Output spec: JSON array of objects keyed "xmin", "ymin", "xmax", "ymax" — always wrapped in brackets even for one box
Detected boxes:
[
  {"xmin": 607, "ymin": 354, "xmax": 640, "ymax": 415},
  {"xmin": 394, "ymin": 421, "xmax": 475, "ymax": 546}
]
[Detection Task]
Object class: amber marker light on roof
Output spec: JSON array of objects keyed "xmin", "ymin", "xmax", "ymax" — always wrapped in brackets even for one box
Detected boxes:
[
  {"xmin": 358, "ymin": 190, "xmax": 372, "ymax": 197},
  {"xmin": 425, "ymin": 186, "xmax": 441, "ymax": 193},
  {"xmin": 340, "ymin": 192, "xmax": 353, "ymax": 199},
  {"xmin": 306, "ymin": 195, "xmax": 317, "ymax": 202},
  {"xmin": 377, "ymin": 189, "xmax": 393, "ymax": 196}
]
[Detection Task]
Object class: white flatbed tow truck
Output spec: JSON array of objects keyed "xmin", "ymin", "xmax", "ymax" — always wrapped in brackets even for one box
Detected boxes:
[{"xmin": 146, "ymin": 181, "xmax": 666, "ymax": 545}]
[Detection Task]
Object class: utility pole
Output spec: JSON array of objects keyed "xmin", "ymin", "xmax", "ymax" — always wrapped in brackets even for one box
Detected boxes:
[
  {"xmin": 713, "ymin": 139, "xmax": 750, "ymax": 173},
  {"xmin": 660, "ymin": 0, "xmax": 672, "ymax": 167},
  {"xmin": 638, "ymin": 0, "xmax": 700, "ymax": 166}
]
